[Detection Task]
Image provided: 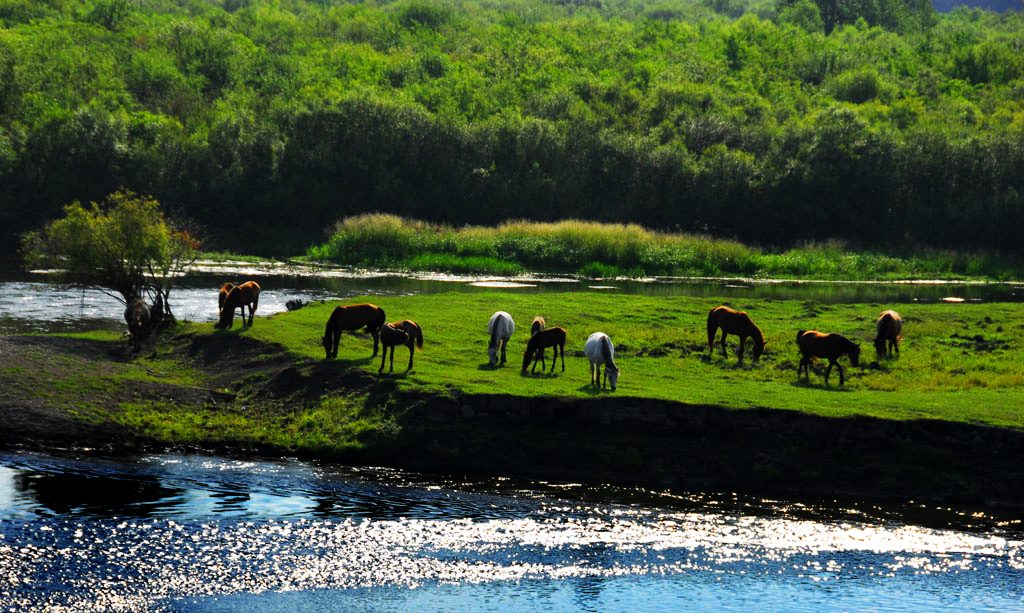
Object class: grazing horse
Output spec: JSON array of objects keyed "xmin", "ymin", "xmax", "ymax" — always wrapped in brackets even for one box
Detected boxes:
[
  {"xmin": 378, "ymin": 320, "xmax": 424, "ymax": 373},
  {"xmin": 530, "ymin": 316, "xmax": 546, "ymax": 369},
  {"xmin": 218, "ymin": 282, "xmax": 245, "ymax": 319},
  {"xmin": 797, "ymin": 330, "xmax": 861, "ymax": 386},
  {"xmin": 874, "ymin": 310, "xmax": 903, "ymax": 358},
  {"xmin": 487, "ymin": 311, "xmax": 515, "ymax": 366},
  {"xmin": 322, "ymin": 303, "xmax": 387, "ymax": 359},
  {"xmin": 584, "ymin": 332, "xmax": 619, "ymax": 391},
  {"xmin": 707, "ymin": 305, "xmax": 766, "ymax": 363},
  {"xmin": 522, "ymin": 327, "xmax": 566, "ymax": 374},
  {"xmin": 124, "ymin": 298, "xmax": 150, "ymax": 353},
  {"xmin": 216, "ymin": 281, "xmax": 260, "ymax": 329}
]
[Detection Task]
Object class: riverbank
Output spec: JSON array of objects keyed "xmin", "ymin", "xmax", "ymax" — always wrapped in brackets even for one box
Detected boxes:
[
  {"xmin": 306, "ymin": 215, "xmax": 1024, "ymax": 280},
  {"xmin": 2, "ymin": 293, "xmax": 1023, "ymax": 508}
]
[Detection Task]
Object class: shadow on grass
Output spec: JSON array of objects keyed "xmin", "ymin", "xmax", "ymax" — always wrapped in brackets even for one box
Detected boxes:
[
  {"xmin": 575, "ymin": 383, "xmax": 614, "ymax": 395},
  {"xmin": 790, "ymin": 378, "xmax": 855, "ymax": 391},
  {"xmin": 476, "ymin": 361, "xmax": 510, "ymax": 370},
  {"xmin": 520, "ymin": 369, "xmax": 562, "ymax": 379}
]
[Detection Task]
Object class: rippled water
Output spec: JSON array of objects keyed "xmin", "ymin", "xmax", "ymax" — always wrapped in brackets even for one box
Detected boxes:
[{"xmin": 1, "ymin": 452, "xmax": 1022, "ymax": 611}]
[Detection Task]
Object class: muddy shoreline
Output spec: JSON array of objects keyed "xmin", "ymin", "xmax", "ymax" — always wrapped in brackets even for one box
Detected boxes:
[{"xmin": 2, "ymin": 332, "xmax": 1023, "ymax": 511}]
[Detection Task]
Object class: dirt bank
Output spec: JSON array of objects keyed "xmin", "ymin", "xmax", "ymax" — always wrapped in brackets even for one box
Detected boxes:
[{"xmin": 2, "ymin": 331, "xmax": 1022, "ymax": 509}]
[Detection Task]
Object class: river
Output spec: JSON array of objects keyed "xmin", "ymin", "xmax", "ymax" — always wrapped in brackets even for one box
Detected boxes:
[
  {"xmin": 1, "ymin": 261, "xmax": 1022, "ymax": 334},
  {"xmin": 0, "ymin": 451, "xmax": 1022, "ymax": 611}
]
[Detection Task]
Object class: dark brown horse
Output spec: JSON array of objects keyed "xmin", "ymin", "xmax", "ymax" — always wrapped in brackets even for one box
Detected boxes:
[
  {"xmin": 530, "ymin": 316, "xmax": 547, "ymax": 369},
  {"xmin": 874, "ymin": 310, "xmax": 903, "ymax": 358},
  {"xmin": 322, "ymin": 303, "xmax": 386, "ymax": 359},
  {"xmin": 522, "ymin": 327, "xmax": 566, "ymax": 374},
  {"xmin": 216, "ymin": 281, "xmax": 260, "ymax": 329},
  {"xmin": 218, "ymin": 282, "xmax": 245, "ymax": 319},
  {"xmin": 378, "ymin": 320, "xmax": 424, "ymax": 373},
  {"xmin": 707, "ymin": 305, "xmax": 766, "ymax": 363},
  {"xmin": 124, "ymin": 298, "xmax": 150, "ymax": 353},
  {"xmin": 797, "ymin": 329, "xmax": 861, "ymax": 386}
]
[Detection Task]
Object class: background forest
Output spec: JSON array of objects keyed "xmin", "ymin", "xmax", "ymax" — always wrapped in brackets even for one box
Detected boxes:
[{"xmin": 1, "ymin": 0, "xmax": 1022, "ymax": 256}]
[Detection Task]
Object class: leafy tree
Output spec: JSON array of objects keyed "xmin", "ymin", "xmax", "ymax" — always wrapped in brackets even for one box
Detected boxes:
[{"xmin": 21, "ymin": 190, "xmax": 198, "ymax": 316}]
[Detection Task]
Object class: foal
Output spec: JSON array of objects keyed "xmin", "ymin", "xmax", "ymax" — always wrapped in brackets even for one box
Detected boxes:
[
  {"xmin": 522, "ymin": 327, "xmax": 566, "ymax": 374},
  {"xmin": 379, "ymin": 320, "xmax": 423, "ymax": 373},
  {"xmin": 124, "ymin": 298, "xmax": 150, "ymax": 353},
  {"xmin": 216, "ymin": 281, "xmax": 260, "ymax": 329},
  {"xmin": 707, "ymin": 305, "xmax": 766, "ymax": 363},
  {"xmin": 797, "ymin": 330, "xmax": 861, "ymax": 386}
]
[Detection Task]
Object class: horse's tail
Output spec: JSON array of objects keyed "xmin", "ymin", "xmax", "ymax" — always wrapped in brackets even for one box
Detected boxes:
[
  {"xmin": 414, "ymin": 323, "xmax": 424, "ymax": 348},
  {"xmin": 374, "ymin": 306, "xmax": 386, "ymax": 332}
]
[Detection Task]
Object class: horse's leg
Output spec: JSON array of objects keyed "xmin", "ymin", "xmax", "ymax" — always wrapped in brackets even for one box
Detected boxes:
[
  {"xmin": 379, "ymin": 346, "xmax": 387, "ymax": 373},
  {"xmin": 539, "ymin": 346, "xmax": 545, "ymax": 371},
  {"xmin": 720, "ymin": 332, "xmax": 728, "ymax": 357},
  {"xmin": 824, "ymin": 360, "xmax": 834, "ymax": 384},
  {"xmin": 590, "ymin": 361, "xmax": 595, "ymax": 387},
  {"xmin": 332, "ymin": 330, "xmax": 340, "ymax": 359},
  {"xmin": 837, "ymin": 361, "xmax": 845, "ymax": 385},
  {"xmin": 389, "ymin": 346, "xmax": 395, "ymax": 373},
  {"xmin": 708, "ymin": 322, "xmax": 717, "ymax": 354},
  {"xmin": 372, "ymin": 328, "xmax": 380, "ymax": 357},
  {"xmin": 407, "ymin": 340, "xmax": 414, "ymax": 371},
  {"xmin": 500, "ymin": 338, "xmax": 507, "ymax": 364},
  {"xmin": 560, "ymin": 342, "xmax": 565, "ymax": 372},
  {"xmin": 737, "ymin": 335, "xmax": 746, "ymax": 363}
]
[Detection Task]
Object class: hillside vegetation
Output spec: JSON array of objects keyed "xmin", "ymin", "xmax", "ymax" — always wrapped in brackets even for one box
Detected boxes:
[{"xmin": 1, "ymin": 0, "xmax": 1023, "ymax": 255}]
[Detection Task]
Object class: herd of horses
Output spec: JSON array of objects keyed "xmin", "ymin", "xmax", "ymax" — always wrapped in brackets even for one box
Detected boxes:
[{"xmin": 122, "ymin": 279, "xmax": 905, "ymax": 388}]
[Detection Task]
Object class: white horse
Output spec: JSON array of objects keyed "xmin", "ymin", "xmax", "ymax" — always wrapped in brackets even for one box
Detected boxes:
[
  {"xmin": 584, "ymin": 332, "xmax": 619, "ymax": 391},
  {"xmin": 874, "ymin": 309, "xmax": 903, "ymax": 357},
  {"xmin": 488, "ymin": 311, "xmax": 515, "ymax": 366}
]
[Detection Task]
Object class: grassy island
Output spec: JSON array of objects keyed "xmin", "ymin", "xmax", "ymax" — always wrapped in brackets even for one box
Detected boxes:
[{"xmin": 3, "ymin": 291, "xmax": 1024, "ymax": 507}]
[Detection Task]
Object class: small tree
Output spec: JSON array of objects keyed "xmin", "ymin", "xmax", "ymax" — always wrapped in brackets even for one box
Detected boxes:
[{"xmin": 21, "ymin": 190, "xmax": 198, "ymax": 317}]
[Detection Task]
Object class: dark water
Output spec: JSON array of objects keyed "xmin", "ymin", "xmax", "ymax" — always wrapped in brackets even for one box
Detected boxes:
[
  {"xmin": 0, "ymin": 452, "xmax": 1022, "ymax": 611},
  {"xmin": 2, "ymin": 263, "xmax": 1021, "ymax": 334}
]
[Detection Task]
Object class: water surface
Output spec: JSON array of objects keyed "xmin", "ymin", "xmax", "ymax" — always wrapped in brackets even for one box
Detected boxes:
[{"xmin": 0, "ymin": 452, "xmax": 1021, "ymax": 611}]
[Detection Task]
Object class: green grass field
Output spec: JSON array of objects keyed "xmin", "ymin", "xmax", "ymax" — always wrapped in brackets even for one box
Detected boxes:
[{"xmin": 211, "ymin": 292, "xmax": 1024, "ymax": 429}]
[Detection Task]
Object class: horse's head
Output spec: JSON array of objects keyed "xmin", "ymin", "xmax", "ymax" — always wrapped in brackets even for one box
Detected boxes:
[
  {"xmin": 849, "ymin": 343, "xmax": 861, "ymax": 367},
  {"xmin": 606, "ymin": 364, "xmax": 619, "ymax": 391},
  {"xmin": 321, "ymin": 334, "xmax": 333, "ymax": 360},
  {"xmin": 488, "ymin": 343, "xmax": 498, "ymax": 366},
  {"xmin": 753, "ymin": 339, "xmax": 766, "ymax": 362},
  {"xmin": 873, "ymin": 336, "xmax": 887, "ymax": 357}
]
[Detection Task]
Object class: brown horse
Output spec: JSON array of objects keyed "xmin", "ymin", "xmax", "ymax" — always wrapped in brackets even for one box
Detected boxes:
[
  {"xmin": 322, "ymin": 303, "xmax": 386, "ymax": 359},
  {"xmin": 218, "ymin": 282, "xmax": 246, "ymax": 319},
  {"xmin": 522, "ymin": 327, "xmax": 566, "ymax": 374},
  {"xmin": 124, "ymin": 298, "xmax": 150, "ymax": 353},
  {"xmin": 530, "ymin": 316, "xmax": 547, "ymax": 369},
  {"xmin": 378, "ymin": 320, "xmax": 424, "ymax": 373},
  {"xmin": 707, "ymin": 305, "xmax": 766, "ymax": 363},
  {"xmin": 216, "ymin": 281, "xmax": 260, "ymax": 329},
  {"xmin": 797, "ymin": 329, "xmax": 861, "ymax": 386},
  {"xmin": 874, "ymin": 310, "xmax": 903, "ymax": 358}
]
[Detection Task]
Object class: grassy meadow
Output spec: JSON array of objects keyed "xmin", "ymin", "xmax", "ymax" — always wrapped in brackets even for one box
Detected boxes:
[
  {"xmin": 217, "ymin": 292, "xmax": 1024, "ymax": 428},
  {"xmin": 307, "ymin": 215, "xmax": 1021, "ymax": 280}
]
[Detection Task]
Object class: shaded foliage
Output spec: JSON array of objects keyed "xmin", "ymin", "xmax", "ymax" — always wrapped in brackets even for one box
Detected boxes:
[{"xmin": 0, "ymin": 0, "xmax": 1022, "ymax": 258}]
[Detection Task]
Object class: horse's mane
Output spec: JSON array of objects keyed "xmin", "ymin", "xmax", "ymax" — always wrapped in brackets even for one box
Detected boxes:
[{"xmin": 600, "ymin": 335, "xmax": 617, "ymax": 370}]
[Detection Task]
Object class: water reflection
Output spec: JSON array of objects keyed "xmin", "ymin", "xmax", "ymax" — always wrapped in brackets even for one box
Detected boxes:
[{"xmin": 0, "ymin": 451, "xmax": 1022, "ymax": 611}]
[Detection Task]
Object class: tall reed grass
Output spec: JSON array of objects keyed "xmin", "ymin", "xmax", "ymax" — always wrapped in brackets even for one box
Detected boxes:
[{"xmin": 307, "ymin": 215, "xmax": 1019, "ymax": 279}]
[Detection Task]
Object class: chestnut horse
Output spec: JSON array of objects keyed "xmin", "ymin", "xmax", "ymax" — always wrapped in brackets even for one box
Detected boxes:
[
  {"xmin": 378, "ymin": 320, "xmax": 424, "ymax": 373},
  {"xmin": 522, "ymin": 327, "xmax": 566, "ymax": 374},
  {"xmin": 874, "ymin": 310, "xmax": 903, "ymax": 358},
  {"xmin": 707, "ymin": 305, "xmax": 765, "ymax": 363},
  {"xmin": 530, "ymin": 316, "xmax": 547, "ymax": 369},
  {"xmin": 584, "ymin": 332, "xmax": 619, "ymax": 391},
  {"xmin": 216, "ymin": 281, "xmax": 260, "ymax": 329},
  {"xmin": 218, "ymin": 282, "xmax": 246, "ymax": 319},
  {"xmin": 124, "ymin": 298, "xmax": 150, "ymax": 353},
  {"xmin": 488, "ymin": 311, "xmax": 515, "ymax": 366},
  {"xmin": 797, "ymin": 330, "xmax": 861, "ymax": 386},
  {"xmin": 322, "ymin": 303, "xmax": 386, "ymax": 359}
]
